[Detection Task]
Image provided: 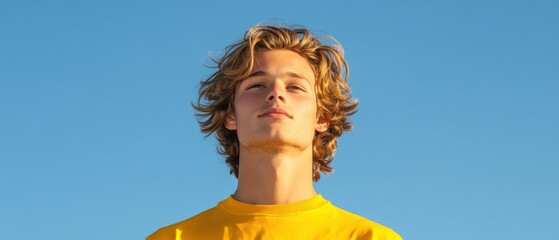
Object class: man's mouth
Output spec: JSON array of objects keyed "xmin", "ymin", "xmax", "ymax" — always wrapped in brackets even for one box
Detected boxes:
[{"xmin": 258, "ymin": 107, "xmax": 292, "ymax": 118}]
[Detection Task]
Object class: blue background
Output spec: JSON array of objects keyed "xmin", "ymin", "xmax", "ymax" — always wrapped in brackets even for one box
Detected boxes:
[{"xmin": 1, "ymin": 0, "xmax": 557, "ymax": 239}]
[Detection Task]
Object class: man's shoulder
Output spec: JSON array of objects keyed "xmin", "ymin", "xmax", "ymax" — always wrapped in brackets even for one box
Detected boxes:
[
  {"xmin": 325, "ymin": 203, "xmax": 403, "ymax": 240},
  {"xmin": 145, "ymin": 205, "xmax": 221, "ymax": 240}
]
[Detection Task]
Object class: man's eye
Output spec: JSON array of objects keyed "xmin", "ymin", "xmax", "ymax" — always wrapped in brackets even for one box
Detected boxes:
[
  {"xmin": 247, "ymin": 84, "xmax": 265, "ymax": 89},
  {"xmin": 288, "ymin": 85, "xmax": 305, "ymax": 91}
]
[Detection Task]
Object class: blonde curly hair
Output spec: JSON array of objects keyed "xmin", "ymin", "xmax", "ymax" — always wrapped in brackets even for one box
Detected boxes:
[{"xmin": 194, "ymin": 25, "xmax": 358, "ymax": 181}]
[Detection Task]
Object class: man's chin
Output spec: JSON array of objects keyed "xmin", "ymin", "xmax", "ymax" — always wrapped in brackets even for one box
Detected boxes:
[{"xmin": 242, "ymin": 136, "xmax": 308, "ymax": 149}]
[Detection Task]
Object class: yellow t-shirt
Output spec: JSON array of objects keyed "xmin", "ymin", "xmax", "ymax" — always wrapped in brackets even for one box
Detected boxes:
[{"xmin": 147, "ymin": 194, "xmax": 402, "ymax": 240}]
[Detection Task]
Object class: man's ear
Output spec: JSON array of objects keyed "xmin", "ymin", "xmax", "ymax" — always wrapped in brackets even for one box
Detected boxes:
[
  {"xmin": 315, "ymin": 117, "xmax": 329, "ymax": 132},
  {"xmin": 225, "ymin": 113, "xmax": 237, "ymax": 131}
]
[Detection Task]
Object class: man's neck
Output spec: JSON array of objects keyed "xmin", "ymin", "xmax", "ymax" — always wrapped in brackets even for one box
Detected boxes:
[{"xmin": 232, "ymin": 146, "xmax": 317, "ymax": 205}]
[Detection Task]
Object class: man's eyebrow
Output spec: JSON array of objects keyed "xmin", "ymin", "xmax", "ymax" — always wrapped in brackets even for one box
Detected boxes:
[
  {"xmin": 246, "ymin": 71, "xmax": 267, "ymax": 78},
  {"xmin": 285, "ymin": 72, "xmax": 308, "ymax": 80},
  {"xmin": 246, "ymin": 71, "xmax": 308, "ymax": 81}
]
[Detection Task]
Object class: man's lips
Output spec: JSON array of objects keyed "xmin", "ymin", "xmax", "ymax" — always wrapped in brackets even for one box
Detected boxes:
[{"xmin": 258, "ymin": 108, "xmax": 292, "ymax": 118}]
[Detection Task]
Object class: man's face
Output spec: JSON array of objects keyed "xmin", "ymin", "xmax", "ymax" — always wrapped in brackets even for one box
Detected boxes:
[{"xmin": 225, "ymin": 49, "xmax": 328, "ymax": 151}]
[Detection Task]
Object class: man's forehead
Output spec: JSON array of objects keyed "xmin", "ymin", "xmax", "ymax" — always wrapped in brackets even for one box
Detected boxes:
[{"xmin": 251, "ymin": 50, "xmax": 316, "ymax": 80}]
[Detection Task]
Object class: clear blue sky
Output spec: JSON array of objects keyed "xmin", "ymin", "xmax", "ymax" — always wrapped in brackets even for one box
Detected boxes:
[{"xmin": 1, "ymin": 0, "xmax": 557, "ymax": 239}]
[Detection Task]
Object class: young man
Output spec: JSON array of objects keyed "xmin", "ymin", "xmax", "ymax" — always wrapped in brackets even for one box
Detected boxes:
[{"xmin": 147, "ymin": 25, "xmax": 402, "ymax": 240}]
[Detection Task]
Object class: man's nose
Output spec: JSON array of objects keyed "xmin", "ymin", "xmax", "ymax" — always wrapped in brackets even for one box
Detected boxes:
[{"xmin": 266, "ymin": 83, "xmax": 286, "ymax": 103}]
